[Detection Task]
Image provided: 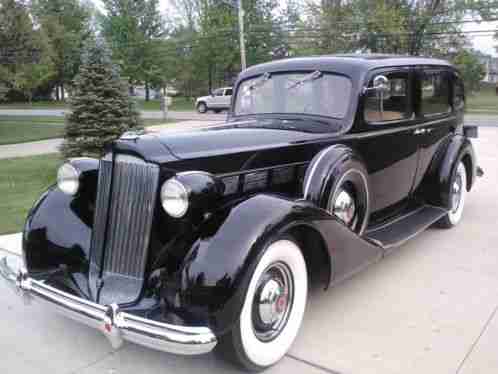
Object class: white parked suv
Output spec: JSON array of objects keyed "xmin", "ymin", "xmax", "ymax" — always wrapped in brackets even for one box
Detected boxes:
[{"xmin": 195, "ymin": 87, "xmax": 233, "ymax": 113}]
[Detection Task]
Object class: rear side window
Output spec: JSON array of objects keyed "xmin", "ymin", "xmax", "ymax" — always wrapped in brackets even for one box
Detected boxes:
[
  {"xmin": 225, "ymin": 89, "xmax": 233, "ymax": 96},
  {"xmin": 364, "ymin": 72, "xmax": 411, "ymax": 123},
  {"xmin": 421, "ymin": 72, "xmax": 451, "ymax": 116}
]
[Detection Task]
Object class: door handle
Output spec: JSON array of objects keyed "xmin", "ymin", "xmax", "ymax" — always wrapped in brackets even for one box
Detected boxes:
[{"xmin": 413, "ymin": 128, "xmax": 426, "ymax": 135}]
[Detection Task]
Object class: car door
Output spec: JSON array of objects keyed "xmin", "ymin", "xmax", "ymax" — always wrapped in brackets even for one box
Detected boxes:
[
  {"xmin": 411, "ymin": 68, "xmax": 455, "ymax": 191},
  {"xmin": 355, "ymin": 68, "xmax": 419, "ymax": 220},
  {"xmin": 223, "ymin": 88, "xmax": 233, "ymax": 107},
  {"xmin": 210, "ymin": 89, "xmax": 225, "ymax": 108}
]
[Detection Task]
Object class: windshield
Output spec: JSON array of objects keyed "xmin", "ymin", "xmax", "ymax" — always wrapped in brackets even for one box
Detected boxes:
[{"xmin": 234, "ymin": 72, "xmax": 352, "ymax": 119}]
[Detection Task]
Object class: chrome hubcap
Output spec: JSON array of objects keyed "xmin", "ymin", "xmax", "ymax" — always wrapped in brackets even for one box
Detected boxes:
[
  {"xmin": 451, "ymin": 170, "xmax": 463, "ymax": 213},
  {"xmin": 332, "ymin": 188, "xmax": 356, "ymax": 226},
  {"xmin": 252, "ymin": 262, "xmax": 294, "ymax": 341}
]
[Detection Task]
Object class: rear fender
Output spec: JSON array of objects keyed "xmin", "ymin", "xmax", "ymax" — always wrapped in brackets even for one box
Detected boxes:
[
  {"xmin": 176, "ymin": 193, "xmax": 382, "ymax": 335},
  {"xmin": 424, "ymin": 135, "xmax": 476, "ymax": 208}
]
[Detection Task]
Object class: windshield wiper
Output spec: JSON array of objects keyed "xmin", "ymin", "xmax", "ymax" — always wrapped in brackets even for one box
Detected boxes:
[
  {"xmin": 286, "ymin": 70, "xmax": 322, "ymax": 90},
  {"xmin": 248, "ymin": 72, "xmax": 271, "ymax": 92}
]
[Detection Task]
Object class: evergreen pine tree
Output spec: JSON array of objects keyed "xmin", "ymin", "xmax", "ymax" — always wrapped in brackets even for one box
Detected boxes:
[{"xmin": 60, "ymin": 38, "xmax": 142, "ymax": 158}]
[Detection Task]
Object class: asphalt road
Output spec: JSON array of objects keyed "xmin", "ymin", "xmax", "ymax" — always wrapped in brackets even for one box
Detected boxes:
[
  {"xmin": 0, "ymin": 108, "xmax": 227, "ymax": 122},
  {"xmin": 0, "ymin": 128, "xmax": 497, "ymax": 373}
]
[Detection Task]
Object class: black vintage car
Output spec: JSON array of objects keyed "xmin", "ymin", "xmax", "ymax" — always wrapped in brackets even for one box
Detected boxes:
[{"xmin": 0, "ymin": 55, "xmax": 481, "ymax": 371}]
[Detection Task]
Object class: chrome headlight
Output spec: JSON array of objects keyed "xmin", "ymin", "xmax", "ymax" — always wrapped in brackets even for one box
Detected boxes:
[
  {"xmin": 57, "ymin": 163, "xmax": 80, "ymax": 195},
  {"xmin": 161, "ymin": 178, "xmax": 189, "ymax": 218}
]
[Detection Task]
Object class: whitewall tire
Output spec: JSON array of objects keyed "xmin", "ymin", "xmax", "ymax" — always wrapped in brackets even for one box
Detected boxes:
[
  {"xmin": 218, "ymin": 238, "xmax": 308, "ymax": 371},
  {"xmin": 437, "ymin": 161, "xmax": 467, "ymax": 228}
]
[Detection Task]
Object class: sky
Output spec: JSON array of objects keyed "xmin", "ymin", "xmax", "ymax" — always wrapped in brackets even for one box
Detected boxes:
[{"xmin": 92, "ymin": 0, "xmax": 497, "ymax": 57}]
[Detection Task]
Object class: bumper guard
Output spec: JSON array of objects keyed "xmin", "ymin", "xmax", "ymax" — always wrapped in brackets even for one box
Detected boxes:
[{"xmin": 0, "ymin": 256, "xmax": 217, "ymax": 355}]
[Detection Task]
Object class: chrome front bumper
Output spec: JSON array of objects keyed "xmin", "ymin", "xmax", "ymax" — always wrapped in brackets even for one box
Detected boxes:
[{"xmin": 0, "ymin": 257, "xmax": 217, "ymax": 355}]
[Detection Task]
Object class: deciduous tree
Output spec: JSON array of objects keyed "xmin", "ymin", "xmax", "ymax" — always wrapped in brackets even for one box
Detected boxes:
[
  {"xmin": 0, "ymin": 0, "xmax": 55, "ymax": 101},
  {"xmin": 31, "ymin": 0, "xmax": 93, "ymax": 101}
]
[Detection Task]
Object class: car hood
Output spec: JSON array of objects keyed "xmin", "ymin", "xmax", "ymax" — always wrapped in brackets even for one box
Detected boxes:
[
  {"xmin": 196, "ymin": 96, "xmax": 210, "ymax": 102},
  {"xmin": 152, "ymin": 121, "xmax": 323, "ymax": 160}
]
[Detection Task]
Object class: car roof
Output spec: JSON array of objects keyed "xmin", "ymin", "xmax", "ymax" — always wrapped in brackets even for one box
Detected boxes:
[{"xmin": 238, "ymin": 54, "xmax": 454, "ymax": 80}]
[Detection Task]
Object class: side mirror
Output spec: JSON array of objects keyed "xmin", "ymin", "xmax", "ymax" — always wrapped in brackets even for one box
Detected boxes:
[
  {"xmin": 373, "ymin": 75, "xmax": 390, "ymax": 93},
  {"xmin": 363, "ymin": 75, "xmax": 390, "ymax": 96}
]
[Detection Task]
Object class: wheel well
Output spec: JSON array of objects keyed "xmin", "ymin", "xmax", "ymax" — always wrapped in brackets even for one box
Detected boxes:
[
  {"xmin": 285, "ymin": 225, "xmax": 331, "ymax": 290},
  {"xmin": 461, "ymin": 153, "xmax": 473, "ymax": 191},
  {"xmin": 197, "ymin": 101, "xmax": 206, "ymax": 107}
]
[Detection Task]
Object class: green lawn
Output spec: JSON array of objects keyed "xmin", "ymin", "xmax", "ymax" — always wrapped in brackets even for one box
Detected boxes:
[
  {"xmin": 0, "ymin": 116, "xmax": 65, "ymax": 145},
  {"xmin": 0, "ymin": 100, "xmax": 67, "ymax": 109},
  {"xmin": 0, "ymin": 97, "xmax": 196, "ymax": 112},
  {"xmin": 0, "ymin": 154, "xmax": 60, "ymax": 234},
  {"xmin": 138, "ymin": 97, "xmax": 195, "ymax": 111},
  {"xmin": 466, "ymin": 86, "xmax": 498, "ymax": 114}
]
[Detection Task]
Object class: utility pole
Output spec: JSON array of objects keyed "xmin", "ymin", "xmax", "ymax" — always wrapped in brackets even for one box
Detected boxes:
[{"xmin": 238, "ymin": 0, "xmax": 247, "ymax": 70}]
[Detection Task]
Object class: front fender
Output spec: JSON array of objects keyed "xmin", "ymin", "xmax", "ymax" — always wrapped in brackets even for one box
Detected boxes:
[
  {"xmin": 23, "ymin": 158, "xmax": 99, "ymax": 277},
  {"xmin": 176, "ymin": 193, "xmax": 382, "ymax": 335},
  {"xmin": 23, "ymin": 186, "xmax": 92, "ymax": 276}
]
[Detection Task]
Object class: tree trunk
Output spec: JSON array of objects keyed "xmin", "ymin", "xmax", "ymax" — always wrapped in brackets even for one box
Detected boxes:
[
  {"xmin": 55, "ymin": 85, "xmax": 60, "ymax": 101},
  {"xmin": 61, "ymin": 83, "xmax": 65, "ymax": 101},
  {"xmin": 145, "ymin": 82, "xmax": 150, "ymax": 102},
  {"xmin": 129, "ymin": 80, "xmax": 134, "ymax": 96},
  {"xmin": 208, "ymin": 66, "xmax": 213, "ymax": 93}
]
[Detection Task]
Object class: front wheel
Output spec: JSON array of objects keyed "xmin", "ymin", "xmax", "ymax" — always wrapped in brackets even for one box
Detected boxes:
[
  {"xmin": 437, "ymin": 161, "xmax": 467, "ymax": 228},
  {"xmin": 217, "ymin": 238, "xmax": 308, "ymax": 371}
]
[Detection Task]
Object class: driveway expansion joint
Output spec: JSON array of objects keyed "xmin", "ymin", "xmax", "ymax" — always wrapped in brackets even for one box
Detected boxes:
[
  {"xmin": 285, "ymin": 353, "xmax": 343, "ymax": 374},
  {"xmin": 455, "ymin": 302, "xmax": 498, "ymax": 373}
]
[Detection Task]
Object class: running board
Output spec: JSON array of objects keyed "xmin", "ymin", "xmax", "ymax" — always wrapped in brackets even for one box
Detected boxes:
[{"xmin": 365, "ymin": 205, "xmax": 447, "ymax": 250}]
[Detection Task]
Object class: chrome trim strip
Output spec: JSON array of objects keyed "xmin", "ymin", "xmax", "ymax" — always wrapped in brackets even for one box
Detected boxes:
[
  {"xmin": 214, "ymin": 116, "xmax": 455, "ymax": 186},
  {"xmin": 366, "ymin": 206, "xmax": 447, "ymax": 250},
  {"xmin": 0, "ymin": 257, "xmax": 217, "ymax": 355},
  {"xmin": 382, "ymin": 210, "xmax": 446, "ymax": 250},
  {"xmin": 343, "ymin": 116, "xmax": 455, "ymax": 141},
  {"xmin": 365, "ymin": 206, "xmax": 425, "ymax": 234},
  {"xmin": 303, "ymin": 145, "xmax": 342, "ymax": 199}
]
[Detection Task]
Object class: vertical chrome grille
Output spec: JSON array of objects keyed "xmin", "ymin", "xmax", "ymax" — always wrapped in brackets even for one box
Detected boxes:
[
  {"xmin": 92, "ymin": 154, "xmax": 159, "ymax": 280},
  {"xmin": 90, "ymin": 159, "xmax": 113, "ymax": 269}
]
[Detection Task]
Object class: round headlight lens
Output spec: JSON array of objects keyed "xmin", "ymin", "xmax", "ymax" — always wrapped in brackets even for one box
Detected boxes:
[
  {"xmin": 161, "ymin": 178, "xmax": 189, "ymax": 218},
  {"xmin": 57, "ymin": 163, "xmax": 80, "ymax": 195}
]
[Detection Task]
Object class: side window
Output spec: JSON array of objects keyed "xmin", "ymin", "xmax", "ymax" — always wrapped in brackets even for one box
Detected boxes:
[
  {"xmin": 225, "ymin": 88, "xmax": 233, "ymax": 96},
  {"xmin": 420, "ymin": 71, "xmax": 451, "ymax": 116},
  {"xmin": 453, "ymin": 76, "xmax": 465, "ymax": 111},
  {"xmin": 213, "ymin": 89, "xmax": 223, "ymax": 96},
  {"xmin": 364, "ymin": 72, "xmax": 411, "ymax": 123}
]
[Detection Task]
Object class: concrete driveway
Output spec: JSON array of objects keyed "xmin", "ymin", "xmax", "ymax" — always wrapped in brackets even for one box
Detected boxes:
[{"xmin": 0, "ymin": 129, "xmax": 497, "ymax": 374}]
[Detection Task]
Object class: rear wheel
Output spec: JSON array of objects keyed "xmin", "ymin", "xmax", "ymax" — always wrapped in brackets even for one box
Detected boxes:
[
  {"xmin": 197, "ymin": 102, "xmax": 207, "ymax": 113},
  {"xmin": 217, "ymin": 238, "xmax": 307, "ymax": 371},
  {"xmin": 437, "ymin": 161, "xmax": 467, "ymax": 228}
]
